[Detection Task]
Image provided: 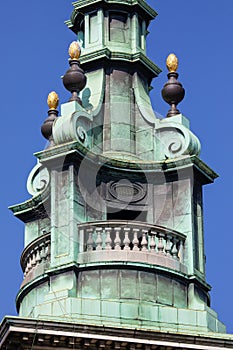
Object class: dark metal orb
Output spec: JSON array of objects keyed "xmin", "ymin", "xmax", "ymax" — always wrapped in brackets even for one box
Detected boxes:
[
  {"xmin": 63, "ymin": 60, "xmax": 86, "ymax": 101},
  {"xmin": 41, "ymin": 110, "xmax": 58, "ymax": 141},
  {"xmin": 162, "ymin": 72, "xmax": 185, "ymax": 117}
]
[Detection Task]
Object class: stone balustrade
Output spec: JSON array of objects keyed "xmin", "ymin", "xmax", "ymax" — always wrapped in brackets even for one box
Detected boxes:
[
  {"xmin": 77, "ymin": 221, "xmax": 187, "ymax": 273},
  {"xmin": 20, "ymin": 222, "xmax": 187, "ymax": 287},
  {"xmin": 20, "ymin": 232, "xmax": 50, "ymax": 286}
]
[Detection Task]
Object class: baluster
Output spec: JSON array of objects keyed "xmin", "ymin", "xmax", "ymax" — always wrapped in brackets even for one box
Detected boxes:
[
  {"xmin": 44, "ymin": 244, "xmax": 49, "ymax": 262},
  {"xmin": 165, "ymin": 235, "xmax": 172, "ymax": 256},
  {"xmin": 157, "ymin": 232, "xmax": 165, "ymax": 254},
  {"xmin": 27, "ymin": 253, "xmax": 31, "ymax": 271},
  {"xmin": 141, "ymin": 230, "xmax": 148, "ymax": 251},
  {"xmin": 123, "ymin": 228, "xmax": 130, "ymax": 250},
  {"xmin": 40, "ymin": 242, "xmax": 46, "ymax": 262},
  {"xmin": 96, "ymin": 228, "xmax": 103, "ymax": 250},
  {"xmin": 149, "ymin": 231, "xmax": 156, "ymax": 252},
  {"xmin": 31, "ymin": 250, "xmax": 36, "ymax": 268},
  {"xmin": 24, "ymin": 254, "xmax": 30, "ymax": 276},
  {"xmin": 178, "ymin": 239, "xmax": 184, "ymax": 262},
  {"xmin": 171, "ymin": 238, "xmax": 179, "ymax": 260},
  {"xmin": 35, "ymin": 246, "xmax": 41, "ymax": 266},
  {"xmin": 47, "ymin": 240, "xmax": 51, "ymax": 262},
  {"xmin": 87, "ymin": 228, "xmax": 94, "ymax": 251},
  {"xmin": 105, "ymin": 228, "xmax": 112, "ymax": 250},
  {"xmin": 132, "ymin": 229, "xmax": 139, "ymax": 251},
  {"xmin": 27, "ymin": 253, "xmax": 33, "ymax": 272},
  {"xmin": 114, "ymin": 227, "xmax": 121, "ymax": 250}
]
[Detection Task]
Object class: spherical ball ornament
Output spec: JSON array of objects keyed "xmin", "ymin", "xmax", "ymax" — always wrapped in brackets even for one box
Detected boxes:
[
  {"xmin": 63, "ymin": 63, "xmax": 86, "ymax": 94},
  {"xmin": 166, "ymin": 53, "xmax": 178, "ymax": 73},
  {"xmin": 47, "ymin": 91, "xmax": 59, "ymax": 110},
  {"xmin": 69, "ymin": 41, "xmax": 81, "ymax": 60}
]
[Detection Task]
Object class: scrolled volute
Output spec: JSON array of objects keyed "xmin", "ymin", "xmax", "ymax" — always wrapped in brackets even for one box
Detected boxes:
[
  {"xmin": 27, "ymin": 163, "xmax": 50, "ymax": 196},
  {"xmin": 52, "ymin": 110, "xmax": 93, "ymax": 147},
  {"xmin": 155, "ymin": 122, "xmax": 201, "ymax": 160}
]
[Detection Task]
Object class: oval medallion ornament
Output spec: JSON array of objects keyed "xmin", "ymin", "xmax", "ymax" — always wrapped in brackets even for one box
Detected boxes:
[{"xmin": 109, "ymin": 181, "xmax": 146, "ymax": 203}]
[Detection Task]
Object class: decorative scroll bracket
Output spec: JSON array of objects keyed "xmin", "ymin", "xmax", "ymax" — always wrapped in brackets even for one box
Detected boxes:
[
  {"xmin": 52, "ymin": 107, "xmax": 93, "ymax": 148},
  {"xmin": 154, "ymin": 115, "xmax": 201, "ymax": 160},
  {"xmin": 27, "ymin": 163, "xmax": 50, "ymax": 196}
]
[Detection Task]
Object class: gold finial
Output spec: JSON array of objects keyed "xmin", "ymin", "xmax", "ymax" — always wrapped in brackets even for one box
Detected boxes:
[
  {"xmin": 68, "ymin": 41, "xmax": 81, "ymax": 60},
  {"xmin": 166, "ymin": 53, "xmax": 178, "ymax": 72},
  {"xmin": 47, "ymin": 91, "xmax": 59, "ymax": 110}
]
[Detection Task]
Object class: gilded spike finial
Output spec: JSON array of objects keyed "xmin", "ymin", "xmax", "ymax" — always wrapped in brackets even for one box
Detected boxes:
[
  {"xmin": 166, "ymin": 53, "xmax": 178, "ymax": 73},
  {"xmin": 47, "ymin": 91, "xmax": 59, "ymax": 110},
  {"xmin": 68, "ymin": 41, "xmax": 81, "ymax": 60}
]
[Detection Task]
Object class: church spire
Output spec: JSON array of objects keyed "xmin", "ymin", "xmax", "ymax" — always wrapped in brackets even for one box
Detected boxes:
[{"xmin": 6, "ymin": 0, "xmax": 227, "ymax": 343}]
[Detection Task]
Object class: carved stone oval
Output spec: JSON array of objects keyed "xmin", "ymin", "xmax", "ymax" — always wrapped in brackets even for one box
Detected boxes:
[{"xmin": 109, "ymin": 181, "xmax": 146, "ymax": 203}]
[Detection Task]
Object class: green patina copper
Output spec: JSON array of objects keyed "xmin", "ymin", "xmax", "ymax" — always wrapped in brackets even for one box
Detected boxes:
[{"xmin": 8, "ymin": 0, "xmax": 226, "ymax": 337}]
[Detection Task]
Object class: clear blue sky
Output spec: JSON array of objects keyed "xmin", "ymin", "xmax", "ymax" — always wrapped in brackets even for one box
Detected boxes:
[{"xmin": 0, "ymin": 0, "xmax": 232, "ymax": 333}]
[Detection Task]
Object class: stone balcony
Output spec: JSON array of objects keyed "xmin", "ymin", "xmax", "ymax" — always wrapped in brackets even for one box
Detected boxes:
[
  {"xmin": 20, "ymin": 232, "xmax": 50, "ymax": 287},
  {"xmin": 78, "ymin": 221, "xmax": 187, "ymax": 273},
  {"xmin": 20, "ymin": 221, "xmax": 187, "ymax": 287}
]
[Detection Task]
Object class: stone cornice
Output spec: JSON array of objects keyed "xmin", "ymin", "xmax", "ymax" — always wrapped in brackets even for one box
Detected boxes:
[
  {"xmin": 10, "ymin": 143, "xmax": 217, "ymax": 221},
  {"xmin": 8, "ymin": 186, "xmax": 50, "ymax": 222},
  {"xmin": 35, "ymin": 142, "xmax": 218, "ymax": 183},
  {"xmin": 1, "ymin": 316, "xmax": 233, "ymax": 349},
  {"xmin": 79, "ymin": 48, "xmax": 161, "ymax": 79},
  {"xmin": 69, "ymin": 0, "xmax": 157, "ymax": 24}
]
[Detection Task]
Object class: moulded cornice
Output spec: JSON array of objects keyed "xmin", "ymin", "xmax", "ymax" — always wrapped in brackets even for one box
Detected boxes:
[
  {"xmin": 71, "ymin": 0, "xmax": 157, "ymax": 18},
  {"xmin": 68, "ymin": 0, "xmax": 157, "ymax": 33}
]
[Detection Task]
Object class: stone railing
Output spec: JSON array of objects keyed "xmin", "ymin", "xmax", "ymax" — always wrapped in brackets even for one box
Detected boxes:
[
  {"xmin": 20, "ymin": 232, "xmax": 51, "ymax": 287},
  {"xmin": 20, "ymin": 222, "xmax": 187, "ymax": 287},
  {"xmin": 77, "ymin": 221, "xmax": 187, "ymax": 273}
]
